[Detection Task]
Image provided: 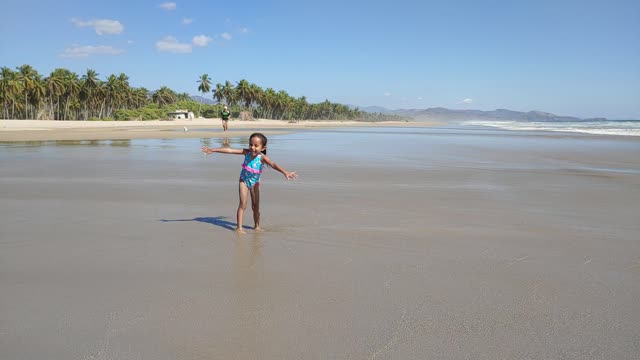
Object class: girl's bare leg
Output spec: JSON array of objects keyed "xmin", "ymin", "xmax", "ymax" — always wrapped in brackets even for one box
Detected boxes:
[
  {"xmin": 250, "ymin": 183, "xmax": 261, "ymax": 230},
  {"xmin": 236, "ymin": 181, "xmax": 249, "ymax": 234}
]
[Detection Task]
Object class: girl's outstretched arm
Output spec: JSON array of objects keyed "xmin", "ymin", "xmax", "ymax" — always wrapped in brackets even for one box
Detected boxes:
[
  {"xmin": 201, "ymin": 146, "xmax": 246, "ymax": 155},
  {"xmin": 261, "ymin": 155, "xmax": 298, "ymax": 180}
]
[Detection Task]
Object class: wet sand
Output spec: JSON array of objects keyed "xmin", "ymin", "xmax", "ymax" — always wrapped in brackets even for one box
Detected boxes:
[{"xmin": 1, "ymin": 127, "xmax": 639, "ymax": 359}]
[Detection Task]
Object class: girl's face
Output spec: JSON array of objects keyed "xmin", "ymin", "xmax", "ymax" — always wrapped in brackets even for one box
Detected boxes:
[{"xmin": 248, "ymin": 136, "xmax": 265, "ymax": 155}]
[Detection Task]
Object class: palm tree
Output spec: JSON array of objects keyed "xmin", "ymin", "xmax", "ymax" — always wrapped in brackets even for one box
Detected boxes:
[
  {"xmin": 0, "ymin": 67, "xmax": 17, "ymax": 119},
  {"xmin": 63, "ymin": 71, "xmax": 80, "ymax": 120},
  {"xmin": 30, "ymin": 78, "xmax": 45, "ymax": 119},
  {"xmin": 197, "ymin": 74, "xmax": 211, "ymax": 116},
  {"xmin": 296, "ymin": 96, "xmax": 308, "ymax": 119},
  {"xmin": 236, "ymin": 79, "xmax": 251, "ymax": 110},
  {"xmin": 221, "ymin": 80, "xmax": 236, "ymax": 107},
  {"xmin": 152, "ymin": 86, "xmax": 177, "ymax": 106},
  {"xmin": 263, "ymin": 88, "xmax": 276, "ymax": 119},
  {"xmin": 212, "ymin": 83, "xmax": 224, "ymax": 104},
  {"xmin": 276, "ymin": 90, "xmax": 290, "ymax": 119},
  {"xmin": 117, "ymin": 73, "xmax": 129, "ymax": 89},
  {"xmin": 133, "ymin": 87, "xmax": 149, "ymax": 108},
  {"xmin": 250, "ymin": 83, "xmax": 263, "ymax": 118},
  {"xmin": 116, "ymin": 73, "xmax": 131, "ymax": 109},
  {"xmin": 103, "ymin": 74, "xmax": 121, "ymax": 118},
  {"xmin": 45, "ymin": 69, "xmax": 67, "ymax": 119},
  {"xmin": 177, "ymin": 92, "xmax": 191, "ymax": 101},
  {"xmin": 81, "ymin": 69, "xmax": 100, "ymax": 119},
  {"xmin": 16, "ymin": 64, "xmax": 40, "ymax": 119},
  {"xmin": 93, "ymin": 81, "xmax": 106, "ymax": 118}
]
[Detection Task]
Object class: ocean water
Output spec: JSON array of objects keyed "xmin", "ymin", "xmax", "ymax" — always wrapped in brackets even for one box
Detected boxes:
[{"xmin": 462, "ymin": 119, "xmax": 640, "ymax": 137}]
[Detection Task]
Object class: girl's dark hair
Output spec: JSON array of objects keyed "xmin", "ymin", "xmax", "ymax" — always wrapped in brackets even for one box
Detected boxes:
[{"xmin": 250, "ymin": 132, "xmax": 268, "ymax": 154}]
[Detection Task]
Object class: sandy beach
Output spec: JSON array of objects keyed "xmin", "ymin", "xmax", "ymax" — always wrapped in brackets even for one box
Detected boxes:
[
  {"xmin": 1, "ymin": 125, "xmax": 639, "ymax": 359},
  {"xmin": 0, "ymin": 119, "xmax": 431, "ymax": 142}
]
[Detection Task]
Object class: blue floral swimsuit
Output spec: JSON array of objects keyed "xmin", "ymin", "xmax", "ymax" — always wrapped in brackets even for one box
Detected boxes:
[{"xmin": 240, "ymin": 152, "xmax": 263, "ymax": 188}]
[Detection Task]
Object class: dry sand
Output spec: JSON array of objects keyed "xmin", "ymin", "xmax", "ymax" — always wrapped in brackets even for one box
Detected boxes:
[
  {"xmin": 0, "ymin": 119, "xmax": 432, "ymax": 142},
  {"xmin": 1, "ymin": 125, "xmax": 639, "ymax": 359}
]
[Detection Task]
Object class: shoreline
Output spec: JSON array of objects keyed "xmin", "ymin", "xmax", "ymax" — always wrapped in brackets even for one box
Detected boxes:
[{"xmin": 0, "ymin": 119, "xmax": 438, "ymax": 142}]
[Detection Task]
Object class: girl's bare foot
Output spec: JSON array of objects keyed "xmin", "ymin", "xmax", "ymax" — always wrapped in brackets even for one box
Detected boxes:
[
  {"xmin": 253, "ymin": 226, "xmax": 264, "ymax": 232},
  {"xmin": 236, "ymin": 228, "xmax": 247, "ymax": 234}
]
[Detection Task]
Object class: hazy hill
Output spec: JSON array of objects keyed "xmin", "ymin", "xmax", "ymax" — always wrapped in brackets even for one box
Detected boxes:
[
  {"xmin": 356, "ymin": 106, "xmax": 608, "ymax": 122},
  {"xmin": 356, "ymin": 105, "xmax": 395, "ymax": 114},
  {"xmin": 192, "ymin": 99, "xmax": 611, "ymax": 122},
  {"xmin": 191, "ymin": 95, "xmax": 218, "ymax": 105}
]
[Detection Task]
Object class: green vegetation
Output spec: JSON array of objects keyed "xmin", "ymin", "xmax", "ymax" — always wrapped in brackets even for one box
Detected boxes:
[{"xmin": 0, "ymin": 65, "xmax": 407, "ymax": 122}]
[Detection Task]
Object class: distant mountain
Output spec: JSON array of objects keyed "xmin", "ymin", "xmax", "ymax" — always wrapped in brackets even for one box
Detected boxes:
[
  {"xmin": 359, "ymin": 106, "xmax": 395, "ymax": 114},
  {"xmin": 345, "ymin": 104, "xmax": 397, "ymax": 114},
  {"xmin": 355, "ymin": 106, "xmax": 609, "ymax": 122},
  {"xmin": 191, "ymin": 95, "xmax": 218, "ymax": 105}
]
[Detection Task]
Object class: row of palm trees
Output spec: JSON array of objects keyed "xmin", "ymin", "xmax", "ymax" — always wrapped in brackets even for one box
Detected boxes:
[
  {"xmin": 198, "ymin": 76, "xmax": 366, "ymax": 120},
  {"xmin": 1, "ymin": 65, "xmax": 162, "ymax": 120},
  {"xmin": 1, "ymin": 65, "xmax": 401, "ymax": 121}
]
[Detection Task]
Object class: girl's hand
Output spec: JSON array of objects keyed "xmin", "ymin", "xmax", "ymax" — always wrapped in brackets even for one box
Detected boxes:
[
  {"xmin": 284, "ymin": 171, "xmax": 298, "ymax": 180},
  {"xmin": 201, "ymin": 146, "xmax": 213, "ymax": 155}
]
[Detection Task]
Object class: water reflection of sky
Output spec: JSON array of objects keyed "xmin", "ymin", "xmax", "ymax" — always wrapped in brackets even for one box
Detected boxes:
[{"xmin": 2, "ymin": 127, "xmax": 639, "ymax": 174}]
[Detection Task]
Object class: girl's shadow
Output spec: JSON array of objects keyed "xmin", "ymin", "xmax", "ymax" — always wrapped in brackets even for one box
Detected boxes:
[{"xmin": 159, "ymin": 216, "xmax": 252, "ymax": 231}]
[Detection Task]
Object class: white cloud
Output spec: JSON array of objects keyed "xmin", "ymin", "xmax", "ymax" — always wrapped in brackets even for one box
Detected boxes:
[
  {"xmin": 60, "ymin": 45, "xmax": 125, "ymax": 58},
  {"xmin": 159, "ymin": 2, "xmax": 176, "ymax": 10},
  {"xmin": 221, "ymin": 32, "xmax": 232, "ymax": 40},
  {"xmin": 192, "ymin": 35, "xmax": 212, "ymax": 47},
  {"xmin": 93, "ymin": 19, "xmax": 124, "ymax": 35},
  {"xmin": 182, "ymin": 17, "xmax": 193, "ymax": 25},
  {"xmin": 461, "ymin": 98, "xmax": 473, "ymax": 104},
  {"xmin": 383, "ymin": 92, "xmax": 392, "ymax": 97},
  {"xmin": 156, "ymin": 36, "xmax": 192, "ymax": 53},
  {"xmin": 71, "ymin": 18, "xmax": 124, "ymax": 35},
  {"xmin": 71, "ymin": 18, "xmax": 92, "ymax": 27},
  {"xmin": 239, "ymin": 27, "xmax": 249, "ymax": 34}
]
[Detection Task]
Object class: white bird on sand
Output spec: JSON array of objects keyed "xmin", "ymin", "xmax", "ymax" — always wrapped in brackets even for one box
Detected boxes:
[{"xmin": 183, "ymin": 127, "xmax": 188, "ymax": 132}]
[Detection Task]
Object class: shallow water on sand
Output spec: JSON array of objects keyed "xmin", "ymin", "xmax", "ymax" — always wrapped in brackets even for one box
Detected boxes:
[
  {"xmin": 3, "ymin": 125, "xmax": 638, "ymax": 173},
  {"xmin": 2, "ymin": 126, "xmax": 640, "ymax": 359}
]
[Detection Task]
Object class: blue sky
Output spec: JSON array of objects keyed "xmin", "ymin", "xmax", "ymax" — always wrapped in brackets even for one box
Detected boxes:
[{"xmin": 2, "ymin": 0, "xmax": 639, "ymax": 119}]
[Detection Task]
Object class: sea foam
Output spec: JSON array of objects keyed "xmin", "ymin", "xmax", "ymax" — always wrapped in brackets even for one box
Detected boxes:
[{"xmin": 464, "ymin": 120, "xmax": 640, "ymax": 137}]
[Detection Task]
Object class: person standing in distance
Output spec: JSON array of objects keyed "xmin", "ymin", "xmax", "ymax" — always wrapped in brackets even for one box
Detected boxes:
[{"xmin": 220, "ymin": 105, "xmax": 231, "ymax": 132}]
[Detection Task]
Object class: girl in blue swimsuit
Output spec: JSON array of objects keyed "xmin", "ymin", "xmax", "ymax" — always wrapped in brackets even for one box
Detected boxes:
[{"xmin": 201, "ymin": 133, "xmax": 298, "ymax": 233}]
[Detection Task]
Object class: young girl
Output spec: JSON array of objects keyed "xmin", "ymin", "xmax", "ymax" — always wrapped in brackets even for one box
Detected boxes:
[{"xmin": 201, "ymin": 133, "xmax": 298, "ymax": 233}]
